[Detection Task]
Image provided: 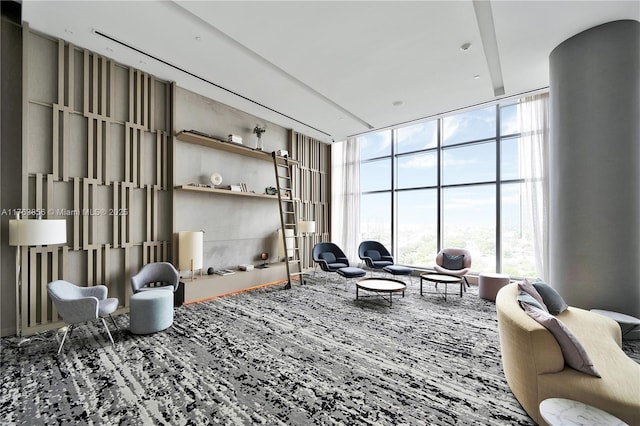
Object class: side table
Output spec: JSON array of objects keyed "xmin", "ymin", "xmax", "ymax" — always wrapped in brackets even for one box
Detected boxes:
[
  {"xmin": 590, "ymin": 309, "xmax": 640, "ymax": 340},
  {"xmin": 420, "ymin": 273, "xmax": 463, "ymax": 301},
  {"xmin": 539, "ymin": 398, "xmax": 627, "ymax": 426}
]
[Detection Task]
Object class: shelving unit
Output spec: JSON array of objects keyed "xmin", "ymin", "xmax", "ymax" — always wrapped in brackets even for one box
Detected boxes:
[
  {"xmin": 175, "ymin": 184, "xmax": 279, "ymax": 200},
  {"xmin": 175, "ymin": 130, "xmax": 292, "ymax": 165},
  {"xmin": 174, "ymin": 129, "xmax": 293, "ymax": 301},
  {"xmin": 183, "ymin": 263, "xmax": 289, "ymax": 304}
]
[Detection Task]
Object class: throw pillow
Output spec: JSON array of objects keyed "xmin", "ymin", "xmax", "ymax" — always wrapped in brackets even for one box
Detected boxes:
[
  {"xmin": 532, "ymin": 279, "xmax": 568, "ymax": 315},
  {"xmin": 365, "ymin": 250, "xmax": 381, "ymax": 261},
  {"xmin": 442, "ymin": 253, "xmax": 465, "ymax": 270},
  {"xmin": 319, "ymin": 252, "xmax": 336, "ymax": 263},
  {"xmin": 522, "ymin": 303, "xmax": 601, "ymax": 377},
  {"xmin": 517, "ymin": 290, "xmax": 547, "ymax": 312},
  {"xmin": 518, "ymin": 279, "xmax": 548, "ymax": 313}
]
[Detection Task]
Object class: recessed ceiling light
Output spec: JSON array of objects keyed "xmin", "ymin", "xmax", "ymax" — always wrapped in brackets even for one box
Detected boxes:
[
  {"xmin": 195, "ymin": 36, "xmax": 201, "ymax": 41},
  {"xmin": 392, "ymin": 100, "xmax": 404, "ymax": 107},
  {"xmin": 460, "ymin": 42, "xmax": 472, "ymax": 51},
  {"xmin": 474, "ymin": 74, "xmax": 481, "ymax": 79}
]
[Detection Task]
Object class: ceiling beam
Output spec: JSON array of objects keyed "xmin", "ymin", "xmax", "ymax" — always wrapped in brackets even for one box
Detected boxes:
[{"xmin": 473, "ymin": 0, "xmax": 505, "ymax": 96}]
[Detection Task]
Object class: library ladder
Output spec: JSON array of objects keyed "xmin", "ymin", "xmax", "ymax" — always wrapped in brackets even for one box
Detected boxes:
[{"xmin": 272, "ymin": 151, "xmax": 304, "ymax": 289}]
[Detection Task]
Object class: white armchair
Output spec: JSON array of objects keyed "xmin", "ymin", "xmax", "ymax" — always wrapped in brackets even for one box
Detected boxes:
[
  {"xmin": 434, "ymin": 248, "xmax": 472, "ymax": 288},
  {"xmin": 47, "ymin": 280, "xmax": 119, "ymax": 355},
  {"xmin": 131, "ymin": 262, "xmax": 179, "ymax": 293}
]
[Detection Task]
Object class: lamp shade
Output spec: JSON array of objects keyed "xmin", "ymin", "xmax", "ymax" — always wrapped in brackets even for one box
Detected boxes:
[
  {"xmin": 298, "ymin": 220, "xmax": 316, "ymax": 234},
  {"xmin": 9, "ymin": 219, "xmax": 67, "ymax": 246},
  {"xmin": 278, "ymin": 228, "xmax": 295, "ymax": 258},
  {"xmin": 178, "ymin": 231, "xmax": 203, "ymax": 270}
]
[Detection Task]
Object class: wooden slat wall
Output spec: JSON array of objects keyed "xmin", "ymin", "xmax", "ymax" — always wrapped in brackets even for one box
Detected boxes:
[
  {"xmin": 289, "ymin": 130, "xmax": 331, "ymax": 269},
  {"xmin": 20, "ymin": 35, "xmax": 172, "ymax": 335}
]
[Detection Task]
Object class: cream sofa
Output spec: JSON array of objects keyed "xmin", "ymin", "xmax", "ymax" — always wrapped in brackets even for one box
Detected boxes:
[{"xmin": 496, "ymin": 283, "xmax": 640, "ymax": 425}]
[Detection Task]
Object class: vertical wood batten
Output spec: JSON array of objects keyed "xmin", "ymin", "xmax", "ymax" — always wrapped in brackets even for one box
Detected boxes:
[
  {"xmin": 57, "ymin": 40, "xmax": 65, "ymax": 106},
  {"xmin": 28, "ymin": 248, "xmax": 36, "ymax": 327},
  {"xmin": 92, "ymin": 54, "xmax": 98, "ymax": 115},
  {"xmin": 143, "ymin": 73, "xmax": 149, "ymax": 130},
  {"xmin": 68, "ymin": 43, "xmax": 75, "ymax": 111},
  {"xmin": 113, "ymin": 182, "xmax": 119, "ymax": 248},
  {"xmin": 88, "ymin": 118, "xmax": 94, "ymax": 179},
  {"xmin": 101, "ymin": 57, "xmax": 107, "ymax": 117},
  {"xmin": 40, "ymin": 250, "xmax": 47, "ymax": 325},
  {"xmin": 51, "ymin": 248, "xmax": 59, "ymax": 320},
  {"xmin": 97, "ymin": 119, "xmax": 103, "ymax": 182},
  {"xmin": 73, "ymin": 177, "xmax": 80, "ymax": 250}
]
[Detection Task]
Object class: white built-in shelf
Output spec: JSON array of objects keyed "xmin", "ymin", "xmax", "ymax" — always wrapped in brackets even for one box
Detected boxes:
[
  {"xmin": 175, "ymin": 185, "xmax": 280, "ymax": 200},
  {"xmin": 175, "ymin": 130, "xmax": 293, "ymax": 165}
]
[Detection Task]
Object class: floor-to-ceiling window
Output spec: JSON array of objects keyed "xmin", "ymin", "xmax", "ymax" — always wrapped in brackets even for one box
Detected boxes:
[
  {"xmin": 359, "ymin": 98, "xmax": 536, "ymax": 277},
  {"xmin": 395, "ymin": 121, "xmax": 438, "ymax": 266},
  {"xmin": 360, "ymin": 130, "xmax": 392, "ymax": 247}
]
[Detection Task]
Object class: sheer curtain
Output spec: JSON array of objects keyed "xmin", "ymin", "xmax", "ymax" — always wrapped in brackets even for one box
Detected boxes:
[
  {"xmin": 331, "ymin": 137, "xmax": 360, "ymax": 263},
  {"xmin": 518, "ymin": 93, "xmax": 550, "ymax": 280}
]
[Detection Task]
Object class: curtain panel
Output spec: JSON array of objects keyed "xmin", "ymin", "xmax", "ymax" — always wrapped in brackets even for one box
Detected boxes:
[
  {"xmin": 331, "ymin": 138, "xmax": 361, "ymax": 263},
  {"xmin": 518, "ymin": 93, "xmax": 550, "ymax": 281}
]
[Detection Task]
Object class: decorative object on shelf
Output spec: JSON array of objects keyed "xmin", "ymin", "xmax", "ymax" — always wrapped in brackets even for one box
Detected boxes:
[
  {"xmin": 210, "ymin": 172, "xmax": 223, "ymax": 186},
  {"xmin": 207, "ymin": 267, "xmax": 214, "ymax": 275},
  {"xmin": 265, "ymin": 186, "xmax": 277, "ymax": 195},
  {"xmin": 9, "ymin": 214, "xmax": 67, "ymax": 337},
  {"xmin": 253, "ymin": 125, "xmax": 266, "ymax": 150},
  {"xmin": 178, "ymin": 231, "xmax": 204, "ymax": 280},
  {"xmin": 227, "ymin": 134, "xmax": 243, "ymax": 144},
  {"xmin": 239, "ymin": 264, "xmax": 254, "ymax": 271},
  {"xmin": 257, "ymin": 252, "xmax": 269, "ymax": 269}
]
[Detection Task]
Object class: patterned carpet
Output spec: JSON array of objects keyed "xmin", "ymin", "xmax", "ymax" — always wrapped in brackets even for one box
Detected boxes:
[{"xmin": 2, "ymin": 273, "xmax": 639, "ymax": 425}]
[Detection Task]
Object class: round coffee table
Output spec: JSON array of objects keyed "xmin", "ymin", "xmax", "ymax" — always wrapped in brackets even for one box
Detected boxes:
[
  {"xmin": 356, "ymin": 278, "xmax": 406, "ymax": 307},
  {"xmin": 420, "ymin": 273, "xmax": 463, "ymax": 301},
  {"xmin": 539, "ymin": 398, "xmax": 627, "ymax": 426}
]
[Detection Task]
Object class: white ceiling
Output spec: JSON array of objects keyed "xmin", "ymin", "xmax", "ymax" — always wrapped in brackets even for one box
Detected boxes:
[{"xmin": 21, "ymin": 1, "xmax": 640, "ymax": 143}]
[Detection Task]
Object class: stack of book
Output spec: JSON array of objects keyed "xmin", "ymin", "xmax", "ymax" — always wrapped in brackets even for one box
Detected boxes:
[
  {"xmin": 228, "ymin": 183, "xmax": 250, "ymax": 192},
  {"xmin": 227, "ymin": 134, "xmax": 243, "ymax": 144},
  {"xmin": 238, "ymin": 264, "xmax": 254, "ymax": 271}
]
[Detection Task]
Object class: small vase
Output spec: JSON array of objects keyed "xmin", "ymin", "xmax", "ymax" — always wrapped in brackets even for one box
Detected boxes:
[{"xmin": 256, "ymin": 136, "xmax": 263, "ymax": 151}]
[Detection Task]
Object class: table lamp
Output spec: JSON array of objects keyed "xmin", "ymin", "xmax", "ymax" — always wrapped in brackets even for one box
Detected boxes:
[
  {"xmin": 278, "ymin": 228, "xmax": 295, "ymax": 260},
  {"xmin": 179, "ymin": 231, "xmax": 203, "ymax": 280}
]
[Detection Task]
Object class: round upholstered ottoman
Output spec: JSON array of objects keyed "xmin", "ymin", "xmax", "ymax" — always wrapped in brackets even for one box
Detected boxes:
[
  {"xmin": 478, "ymin": 272, "xmax": 510, "ymax": 302},
  {"xmin": 130, "ymin": 290, "xmax": 174, "ymax": 334}
]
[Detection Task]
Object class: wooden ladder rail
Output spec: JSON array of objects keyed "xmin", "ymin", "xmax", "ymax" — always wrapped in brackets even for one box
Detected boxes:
[{"xmin": 272, "ymin": 151, "xmax": 304, "ymax": 289}]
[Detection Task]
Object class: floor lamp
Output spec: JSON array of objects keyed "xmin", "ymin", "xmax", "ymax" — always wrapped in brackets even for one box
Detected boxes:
[
  {"xmin": 9, "ymin": 217, "xmax": 67, "ymax": 337},
  {"xmin": 298, "ymin": 220, "xmax": 316, "ymax": 271}
]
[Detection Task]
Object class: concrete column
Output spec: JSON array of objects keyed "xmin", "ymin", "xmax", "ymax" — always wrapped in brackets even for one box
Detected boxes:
[{"xmin": 549, "ymin": 20, "xmax": 639, "ymax": 317}]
